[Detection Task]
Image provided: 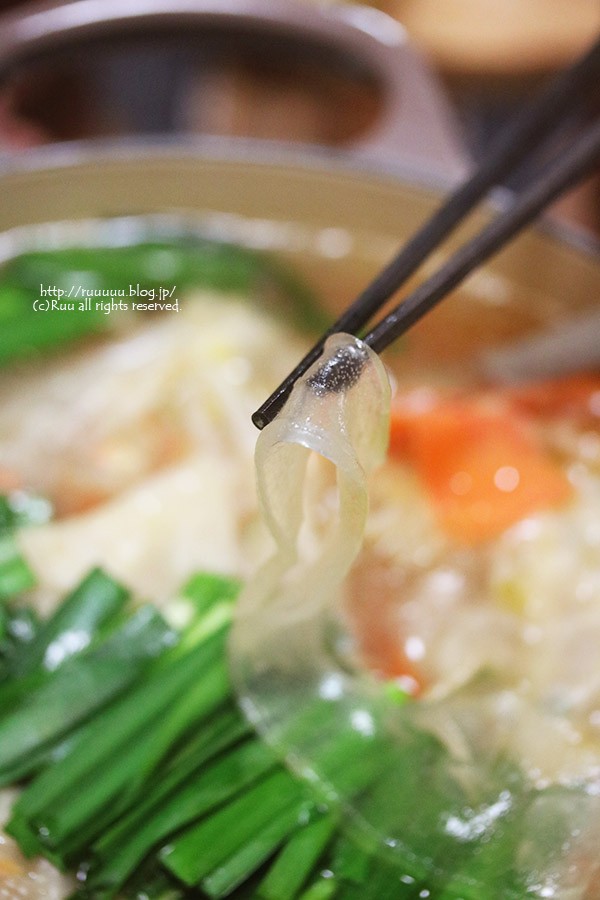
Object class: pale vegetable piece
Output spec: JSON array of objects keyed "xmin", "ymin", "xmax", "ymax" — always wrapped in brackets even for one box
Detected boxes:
[
  {"xmin": 18, "ymin": 455, "xmax": 254, "ymax": 615},
  {"xmin": 2, "ymin": 294, "xmax": 305, "ymax": 612},
  {"xmin": 0, "ymin": 295, "xmax": 306, "ymax": 516},
  {"xmin": 0, "ymin": 790, "xmax": 74, "ymax": 899}
]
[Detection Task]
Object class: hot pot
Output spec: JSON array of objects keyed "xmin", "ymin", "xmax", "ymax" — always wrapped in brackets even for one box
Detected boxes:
[{"xmin": 0, "ymin": 2, "xmax": 599, "ymax": 899}]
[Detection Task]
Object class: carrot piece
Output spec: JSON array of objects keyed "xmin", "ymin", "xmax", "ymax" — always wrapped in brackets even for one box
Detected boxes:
[
  {"xmin": 351, "ymin": 610, "xmax": 424, "ymax": 693},
  {"xmin": 0, "ymin": 467, "xmax": 21, "ymax": 493},
  {"xmin": 389, "ymin": 393, "xmax": 572, "ymax": 544},
  {"xmin": 0, "ymin": 855, "xmax": 25, "ymax": 877},
  {"xmin": 345, "ymin": 564, "xmax": 424, "ymax": 693},
  {"xmin": 505, "ymin": 373, "xmax": 600, "ymax": 422}
]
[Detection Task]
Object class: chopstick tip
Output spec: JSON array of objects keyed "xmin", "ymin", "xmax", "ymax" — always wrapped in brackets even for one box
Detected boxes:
[{"xmin": 252, "ymin": 387, "xmax": 290, "ymax": 430}]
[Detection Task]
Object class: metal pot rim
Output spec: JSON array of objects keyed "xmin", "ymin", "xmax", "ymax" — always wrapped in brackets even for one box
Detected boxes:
[{"xmin": 1, "ymin": 133, "xmax": 598, "ymax": 260}]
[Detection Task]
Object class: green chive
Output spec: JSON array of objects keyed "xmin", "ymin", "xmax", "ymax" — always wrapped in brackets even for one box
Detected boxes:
[
  {"xmin": 161, "ymin": 768, "xmax": 305, "ymax": 885},
  {"xmin": 0, "ymin": 605, "xmax": 175, "ymax": 782},
  {"xmin": 87, "ymin": 707, "xmax": 250, "ymax": 891},
  {"xmin": 87, "ymin": 735, "xmax": 274, "ymax": 887},
  {"xmin": 201, "ymin": 799, "xmax": 314, "ymax": 898},
  {"xmin": 0, "ymin": 533, "xmax": 36, "ymax": 599},
  {"xmin": 0, "ymin": 239, "xmax": 325, "ymax": 367},
  {"xmin": 298, "ymin": 875, "xmax": 339, "ymax": 900},
  {"xmin": 11, "ymin": 567, "xmax": 129, "ymax": 678},
  {"xmin": 28, "ymin": 650, "xmax": 229, "ymax": 856},
  {"xmin": 258, "ymin": 809, "xmax": 339, "ymax": 900}
]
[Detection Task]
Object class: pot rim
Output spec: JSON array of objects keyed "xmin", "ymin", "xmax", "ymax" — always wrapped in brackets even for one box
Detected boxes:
[
  {"xmin": 1, "ymin": 133, "xmax": 598, "ymax": 260},
  {"xmin": 0, "ymin": 0, "xmax": 468, "ymax": 178}
]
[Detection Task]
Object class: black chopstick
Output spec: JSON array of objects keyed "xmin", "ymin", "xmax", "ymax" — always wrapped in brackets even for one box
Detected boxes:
[
  {"xmin": 365, "ymin": 116, "xmax": 600, "ymax": 352},
  {"xmin": 252, "ymin": 33, "xmax": 600, "ymax": 430}
]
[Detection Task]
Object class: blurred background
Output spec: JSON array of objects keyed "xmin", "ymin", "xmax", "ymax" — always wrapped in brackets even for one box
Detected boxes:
[{"xmin": 0, "ymin": 0, "xmax": 598, "ymax": 234}]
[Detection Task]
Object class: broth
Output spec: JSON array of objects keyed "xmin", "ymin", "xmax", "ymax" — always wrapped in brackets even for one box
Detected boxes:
[{"xmin": 0, "ymin": 210, "xmax": 599, "ymax": 898}]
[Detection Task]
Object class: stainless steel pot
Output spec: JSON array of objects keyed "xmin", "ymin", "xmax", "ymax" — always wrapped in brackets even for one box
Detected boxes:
[
  {"xmin": 0, "ymin": 0, "xmax": 466, "ymax": 179},
  {"xmin": 0, "ymin": 8, "xmax": 599, "ymax": 899},
  {"xmin": 0, "ymin": 140, "xmax": 598, "ymax": 377},
  {"xmin": 0, "ymin": 0, "xmax": 596, "ymax": 351}
]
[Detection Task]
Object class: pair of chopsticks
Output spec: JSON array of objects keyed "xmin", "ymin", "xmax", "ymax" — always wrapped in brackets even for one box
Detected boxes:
[{"xmin": 252, "ymin": 33, "xmax": 600, "ymax": 430}]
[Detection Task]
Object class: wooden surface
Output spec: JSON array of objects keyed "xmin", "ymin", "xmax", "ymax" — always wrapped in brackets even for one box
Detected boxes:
[
  {"xmin": 378, "ymin": 0, "xmax": 600, "ymax": 76},
  {"xmin": 374, "ymin": 0, "xmax": 600, "ymax": 236}
]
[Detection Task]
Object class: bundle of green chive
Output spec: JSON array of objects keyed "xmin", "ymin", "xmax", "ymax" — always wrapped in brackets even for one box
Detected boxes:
[
  {"xmin": 0, "ymin": 490, "xmax": 433, "ymax": 900},
  {"xmin": 1, "ymin": 488, "xmax": 566, "ymax": 900}
]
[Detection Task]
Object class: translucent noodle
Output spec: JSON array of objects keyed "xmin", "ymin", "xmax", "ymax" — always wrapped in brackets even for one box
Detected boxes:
[{"xmin": 229, "ymin": 334, "xmax": 600, "ymax": 896}]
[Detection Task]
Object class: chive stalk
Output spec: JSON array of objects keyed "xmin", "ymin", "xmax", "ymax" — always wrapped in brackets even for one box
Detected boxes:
[
  {"xmin": 0, "ymin": 605, "xmax": 175, "ymax": 785},
  {"xmin": 10, "ymin": 632, "xmax": 221, "ymax": 824},
  {"xmin": 257, "ymin": 809, "xmax": 339, "ymax": 900},
  {"xmin": 10, "ymin": 567, "xmax": 129, "ymax": 678},
  {"xmin": 297, "ymin": 877, "xmax": 339, "ymax": 900},
  {"xmin": 87, "ymin": 709, "xmax": 251, "ymax": 891},
  {"xmin": 12, "ymin": 639, "xmax": 228, "ymax": 857},
  {"xmin": 0, "ymin": 532, "xmax": 36, "ymax": 599},
  {"xmin": 161, "ymin": 768, "xmax": 306, "ymax": 885},
  {"xmin": 201, "ymin": 799, "xmax": 315, "ymax": 898},
  {"xmin": 0, "ymin": 239, "xmax": 325, "ymax": 368},
  {"xmin": 82, "ymin": 727, "xmax": 271, "ymax": 863}
]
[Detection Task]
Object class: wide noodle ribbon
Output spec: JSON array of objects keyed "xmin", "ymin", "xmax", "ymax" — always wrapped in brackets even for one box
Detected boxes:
[{"xmin": 230, "ymin": 333, "xmax": 600, "ymax": 897}]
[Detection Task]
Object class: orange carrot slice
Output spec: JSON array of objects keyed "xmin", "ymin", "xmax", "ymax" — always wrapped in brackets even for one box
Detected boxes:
[
  {"xmin": 390, "ymin": 392, "xmax": 572, "ymax": 544},
  {"xmin": 505, "ymin": 373, "xmax": 600, "ymax": 422}
]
